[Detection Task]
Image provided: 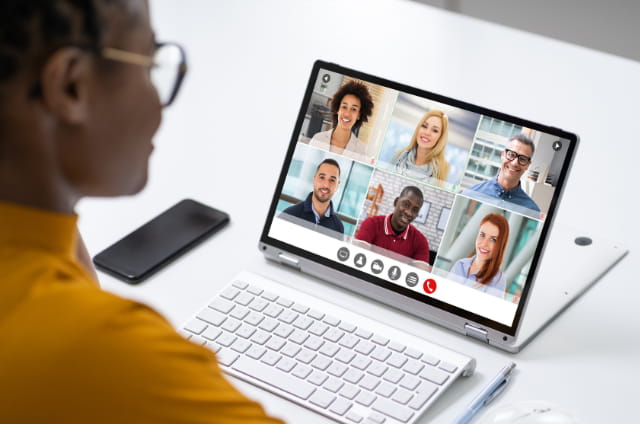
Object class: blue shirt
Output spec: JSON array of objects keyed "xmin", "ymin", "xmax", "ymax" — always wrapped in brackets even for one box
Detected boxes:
[
  {"xmin": 450, "ymin": 256, "xmax": 506, "ymax": 298},
  {"xmin": 462, "ymin": 176, "xmax": 540, "ymax": 216}
]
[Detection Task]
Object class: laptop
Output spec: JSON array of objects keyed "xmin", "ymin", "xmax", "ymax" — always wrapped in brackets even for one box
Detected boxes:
[{"xmin": 256, "ymin": 59, "xmax": 626, "ymax": 353}]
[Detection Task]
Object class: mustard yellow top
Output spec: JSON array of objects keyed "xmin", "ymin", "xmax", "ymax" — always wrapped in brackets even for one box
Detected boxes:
[{"xmin": 0, "ymin": 202, "xmax": 284, "ymax": 424}]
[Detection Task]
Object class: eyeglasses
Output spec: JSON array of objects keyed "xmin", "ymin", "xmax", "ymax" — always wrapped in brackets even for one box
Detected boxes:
[
  {"xmin": 28, "ymin": 42, "xmax": 187, "ymax": 108},
  {"xmin": 504, "ymin": 148, "xmax": 531, "ymax": 166},
  {"xmin": 101, "ymin": 42, "xmax": 187, "ymax": 107}
]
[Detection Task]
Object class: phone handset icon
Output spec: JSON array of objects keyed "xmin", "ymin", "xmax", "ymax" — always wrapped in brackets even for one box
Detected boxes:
[{"xmin": 423, "ymin": 278, "xmax": 437, "ymax": 294}]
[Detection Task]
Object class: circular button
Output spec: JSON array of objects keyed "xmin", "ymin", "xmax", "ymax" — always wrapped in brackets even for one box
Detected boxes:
[
  {"xmin": 354, "ymin": 253, "xmax": 367, "ymax": 268},
  {"xmin": 405, "ymin": 272, "xmax": 419, "ymax": 287},
  {"xmin": 388, "ymin": 266, "xmax": 401, "ymax": 281},
  {"xmin": 423, "ymin": 278, "xmax": 437, "ymax": 294},
  {"xmin": 371, "ymin": 259, "xmax": 384, "ymax": 274},
  {"xmin": 337, "ymin": 247, "xmax": 350, "ymax": 261}
]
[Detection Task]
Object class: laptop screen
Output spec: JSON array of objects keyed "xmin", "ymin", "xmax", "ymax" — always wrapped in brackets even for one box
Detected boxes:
[{"xmin": 261, "ymin": 60, "xmax": 578, "ymax": 336}]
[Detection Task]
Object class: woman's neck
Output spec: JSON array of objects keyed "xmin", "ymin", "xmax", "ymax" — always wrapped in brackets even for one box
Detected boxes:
[
  {"xmin": 330, "ymin": 127, "xmax": 351, "ymax": 148},
  {"xmin": 414, "ymin": 146, "xmax": 432, "ymax": 166}
]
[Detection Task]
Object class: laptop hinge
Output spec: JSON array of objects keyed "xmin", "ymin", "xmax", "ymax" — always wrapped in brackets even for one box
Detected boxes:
[
  {"xmin": 464, "ymin": 324, "xmax": 489, "ymax": 343},
  {"xmin": 278, "ymin": 253, "xmax": 300, "ymax": 270}
]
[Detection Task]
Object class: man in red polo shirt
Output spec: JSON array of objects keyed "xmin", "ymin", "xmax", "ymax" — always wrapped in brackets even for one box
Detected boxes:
[{"xmin": 355, "ymin": 186, "xmax": 431, "ymax": 270}]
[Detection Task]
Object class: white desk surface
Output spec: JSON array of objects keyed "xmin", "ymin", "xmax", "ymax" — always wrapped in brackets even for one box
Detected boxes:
[{"xmin": 78, "ymin": 0, "xmax": 640, "ymax": 422}]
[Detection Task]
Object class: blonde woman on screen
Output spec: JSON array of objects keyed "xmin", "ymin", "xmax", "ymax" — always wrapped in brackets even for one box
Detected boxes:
[{"xmin": 392, "ymin": 109, "xmax": 450, "ymax": 186}]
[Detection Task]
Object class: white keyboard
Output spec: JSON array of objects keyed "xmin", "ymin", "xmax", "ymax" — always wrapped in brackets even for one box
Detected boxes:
[{"xmin": 181, "ymin": 271, "xmax": 475, "ymax": 424}]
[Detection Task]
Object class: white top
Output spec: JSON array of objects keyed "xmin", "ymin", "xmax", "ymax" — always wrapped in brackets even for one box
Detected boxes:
[{"xmin": 309, "ymin": 129, "xmax": 368, "ymax": 163}]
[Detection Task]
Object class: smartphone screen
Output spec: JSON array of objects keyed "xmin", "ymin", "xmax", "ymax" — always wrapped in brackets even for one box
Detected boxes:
[{"xmin": 93, "ymin": 199, "xmax": 229, "ymax": 283}]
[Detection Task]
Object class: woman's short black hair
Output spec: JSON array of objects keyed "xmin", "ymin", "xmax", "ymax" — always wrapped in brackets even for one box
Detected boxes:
[
  {"xmin": 330, "ymin": 80, "xmax": 374, "ymax": 132},
  {"xmin": 0, "ymin": 0, "xmax": 109, "ymax": 84}
]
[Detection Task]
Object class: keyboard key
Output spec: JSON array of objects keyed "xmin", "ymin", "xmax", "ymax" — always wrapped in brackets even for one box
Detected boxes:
[
  {"xmin": 292, "ymin": 363, "xmax": 312, "ymax": 379},
  {"xmin": 232, "ymin": 356, "xmax": 315, "ymax": 400},
  {"xmin": 371, "ymin": 335, "xmax": 389, "ymax": 346},
  {"xmin": 339, "ymin": 334, "xmax": 360, "ymax": 349},
  {"xmin": 375, "ymin": 382, "xmax": 396, "ymax": 398},
  {"xmin": 387, "ymin": 353, "xmax": 407, "ymax": 368},
  {"xmin": 329, "ymin": 397, "xmax": 352, "ymax": 416},
  {"xmin": 308, "ymin": 370, "xmax": 328, "ymax": 386},
  {"xmin": 296, "ymin": 348, "xmax": 316, "ymax": 364},
  {"xmin": 276, "ymin": 358, "xmax": 297, "ymax": 373},
  {"xmin": 404, "ymin": 347, "xmax": 422, "ymax": 359},
  {"xmin": 275, "ymin": 297, "xmax": 294, "ymax": 308},
  {"xmin": 319, "ymin": 343, "xmax": 340, "ymax": 358},
  {"xmin": 439, "ymin": 361, "xmax": 458, "ymax": 373},
  {"xmin": 355, "ymin": 328, "xmax": 373, "ymax": 339},
  {"xmin": 327, "ymin": 362, "xmax": 348, "ymax": 378},
  {"xmin": 273, "ymin": 324, "xmax": 294, "ymax": 339},
  {"xmin": 355, "ymin": 390, "xmax": 376, "ymax": 407},
  {"xmin": 281, "ymin": 343, "xmax": 301, "ymax": 358},
  {"xmin": 261, "ymin": 290, "xmax": 278, "ymax": 302},
  {"xmin": 392, "ymin": 388, "xmax": 413, "ymax": 405},
  {"xmin": 421, "ymin": 354, "xmax": 440, "ymax": 366},
  {"xmin": 352, "ymin": 355, "xmax": 372, "ymax": 371},
  {"xmin": 250, "ymin": 330, "xmax": 270, "ymax": 345},
  {"xmin": 184, "ymin": 318, "xmax": 207, "ymax": 335},
  {"xmin": 358, "ymin": 375, "xmax": 379, "ymax": 391},
  {"xmin": 249, "ymin": 297, "xmax": 269, "ymax": 312},
  {"xmin": 304, "ymin": 336, "xmax": 324, "ymax": 351},
  {"xmin": 407, "ymin": 382, "xmax": 438, "ymax": 410},
  {"xmin": 309, "ymin": 389, "xmax": 336, "ymax": 408},
  {"xmin": 265, "ymin": 336, "xmax": 286, "ymax": 351},
  {"xmin": 290, "ymin": 329, "xmax": 309, "ymax": 345},
  {"xmin": 246, "ymin": 285, "xmax": 263, "ymax": 296},
  {"xmin": 354, "ymin": 340, "xmax": 375, "ymax": 356},
  {"xmin": 324, "ymin": 377, "xmax": 344, "ymax": 393},
  {"xmin": 231, "ymin": 280, "xmax": 248, "ymax": 289},
  {"xmin": 197, "ymin": 308, "xmax": 226, "ymax": 326},
  {"xmin": 258, "ymin": 318, "xmax": 279, "ymax": 332},
  {"xmin": 388, "ymin": 341, "xmax": 406, "ymax": 353},
  {"xmin": 221, "ymin": 318, "xmax": 241, "ymax": 333},
  {"xmin": 235, "ymin": 292, "xmax": 254, "ymax": 306},
  {"xmin": 236, "ymin": 324, "xmax": 256, "ymax": 339},
  {"xmin": 230, "ymin": 305, "xmax": 249, "ymax": 320},
  {"xmin": 216, "ymin": 333, "xmax": 236, "ymax": 347},
  {"xmin": 382, "ymin": 368, "xmax": 403, "ymax": 384},
  {"xmin": 346, "ymin": 410, "xmax": 363, "ymax": 423},
  {"xmin": 372, "ymin": 397, "xmax": 414, "ymax": 423},
  {"xmin": 293, "ymin": 315, "xmax": 314, "ymax": 330},
  {"xmin": 367, "ymin": 362, "xmax": 388, "ymax": 378},
  {"xmin": 246, "ymin": 345, "xmax": 266, "ymax": 360},
  {"xmin": 339, "ymin": 383, "xmax": 360, "ymax": 400},
  {"xmin": 339, "ymin": 321, "xmax": 357, "ymax": 333},
  {"xmin": 323, "ymin": 315, "xmax": 340, "ymax": 326},
  {"xmin": 216, "ymin": 349, "xmax": 239, "ymax": 367},
  {"xmin": 324, "ymin": 328, "xmax": 344, "ymax": 343},
  {"xmin": 366, "ymin": 412, "xmax": 386, "ymax": 424},
  {"xmin": 310, "ymin": 355, "xmax": 332, "ymax": 371},
  {"xmin": 343, "ymin": 369, "xmax": 364, "ymax": 384},
  {"xmin": 278, "ymin": 310, "xmax": 298, "ymax": 324},
  {"xmin": 291, "ymin": 302, "xmax": 309, "ymax": 314},
  {"xmin": 261, "ymin": 351, "xmax": 281, "ymax": 366},
  {"xmin": 403, "ymin": 359, "xmax": 424, "ymax": 375},
  {"xmin": 210, "ymin": 298, "xmax": 234, "ymax": 314},
  {"xmin": 244, "ymin": 311, "xmax": 264, "ymax": 326},
  {"xmin": 371, "ymin": 347, "xmax": 391, "ymax": 362},
  {"xmin": 230, "ymin": 338, "xmax": 251, "ymax": 353},
  {"xmin": 201, "ymin": 327, "xmax": 222, "ymax": 341},
  {"xmin": 309, "ymin": 322, "xmax": 329, "ymax": 337},
  {"xmin": 419, "ymin": 366, "xmax": 449, "ymax": 385},
  {"xmin": 400, "ymin": 374, "xmax": 421, "ymax": 391},
  {"xmin": 263, "ymin": 304, "xmax": 283, "ymax": 318},
  {"xmin": 308, "ymin": 309, "xmax": 325, "ymax": 320},
  {"xmin": 335, "ymin": 349, "xmax": 356, "ymax": 364}
]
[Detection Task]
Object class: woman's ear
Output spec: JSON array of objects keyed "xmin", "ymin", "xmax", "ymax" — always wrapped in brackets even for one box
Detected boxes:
[{"xmin": 39, "ymin": 47, "xmax": 92, "ymax": 124}]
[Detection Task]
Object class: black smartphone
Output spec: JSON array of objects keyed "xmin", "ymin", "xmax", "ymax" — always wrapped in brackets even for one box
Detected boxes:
[{"xmin": 93, "ymin": 199, "xmax": 229, "ymax": 283}]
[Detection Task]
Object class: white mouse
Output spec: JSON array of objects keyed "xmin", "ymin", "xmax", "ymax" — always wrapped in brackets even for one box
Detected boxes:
[{"xmin": 478, "ymin": 400, "xmax": 579, "ymax": 424}]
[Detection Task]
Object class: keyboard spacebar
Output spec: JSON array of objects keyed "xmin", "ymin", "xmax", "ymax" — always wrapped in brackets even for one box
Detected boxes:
[{"xmin": 231, "ymin": 356, "xmax": 316, "ymax": 400}]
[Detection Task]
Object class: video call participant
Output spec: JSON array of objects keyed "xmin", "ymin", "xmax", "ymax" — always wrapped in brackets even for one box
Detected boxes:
[
  {"xmin": 392, "ymin": 109, "xmax": 450, "ymax": 186},
  {"xmin": 309, "ymin": 80, "xmax": 374, "ymax": 162},
  {"xmin": 0, "ymin": 1, "xmax": 282, "ymax": 423},
  {"xmin": 281, "ymin": 158, "xmax": 344, "ymax": 237},
  {"xmin": 354, "ymin": 186, "xmax": 431, "ymax": 270},
  {"xmin": 462, "ymin": 134, "xmax": 540, "ymax": 214},
  {"xmin": 450, "ymin": 213, "xmax": 509, "ymax": 297}
]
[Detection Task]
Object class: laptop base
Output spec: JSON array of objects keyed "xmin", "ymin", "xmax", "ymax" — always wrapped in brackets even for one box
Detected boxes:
[{"xmin": 509, "ymin": 224, "xmax": 628, "ymax": 352}]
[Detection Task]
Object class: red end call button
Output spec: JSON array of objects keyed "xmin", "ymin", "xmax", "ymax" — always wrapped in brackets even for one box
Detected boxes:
[{"xmin": 423, "ymin": 278, "xmax": 437, "ymax": 294}]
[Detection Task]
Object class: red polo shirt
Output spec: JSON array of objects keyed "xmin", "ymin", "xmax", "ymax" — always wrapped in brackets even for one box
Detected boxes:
[{"xmin": 355, "ymin": 214, "xmax": 430, "ymax": 263}]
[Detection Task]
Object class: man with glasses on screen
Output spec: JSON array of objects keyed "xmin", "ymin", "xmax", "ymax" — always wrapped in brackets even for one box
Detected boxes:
[
  {"xmin": 0, "ymin": 1, "xmax": 281, "ymax": 423},
  {"xmin": 462, "ymin": 134, "xmax": 540, "ymax": 214}
]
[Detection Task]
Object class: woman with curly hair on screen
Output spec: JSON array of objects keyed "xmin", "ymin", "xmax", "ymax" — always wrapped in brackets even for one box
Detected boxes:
[{"xmin": 309, "ymin": 79, "xmax": 374, "ymax": 162}]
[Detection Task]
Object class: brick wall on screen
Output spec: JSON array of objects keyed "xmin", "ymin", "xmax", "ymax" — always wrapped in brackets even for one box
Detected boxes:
[{"xmin": 357, "ymin": 169, "xmax": 455, "ymax": 250}]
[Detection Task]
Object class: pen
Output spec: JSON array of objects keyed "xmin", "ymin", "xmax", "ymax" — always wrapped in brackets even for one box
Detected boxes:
[{"xmin": 452, "ymin": 362, "xmax": 516, "ymax": 424}]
